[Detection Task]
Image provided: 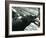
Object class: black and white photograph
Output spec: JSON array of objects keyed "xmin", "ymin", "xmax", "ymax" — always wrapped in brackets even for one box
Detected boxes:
[
  {"xmin": 5, "ymin": 1, "xmax": 45, "ymax": 37},
  {"xmin": 12, "ymin": 7, "xmax": 40, "ymax": 31}
]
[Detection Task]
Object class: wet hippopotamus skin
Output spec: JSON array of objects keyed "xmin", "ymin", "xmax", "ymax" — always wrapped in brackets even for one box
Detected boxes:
[{"xmin": 12, "ymin": 15, "xmax": 36, "ymax": 31}]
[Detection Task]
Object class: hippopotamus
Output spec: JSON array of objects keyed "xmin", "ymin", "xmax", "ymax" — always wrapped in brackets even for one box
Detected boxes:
[{"xmin": 12, "ymin": 15, "xmax": 36, "ymax": 31}]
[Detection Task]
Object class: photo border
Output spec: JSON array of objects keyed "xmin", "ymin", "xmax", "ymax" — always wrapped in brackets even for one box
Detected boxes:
[{"xmin": 5, "ymin": 1, "xmax": 45, "ymax": 37}]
